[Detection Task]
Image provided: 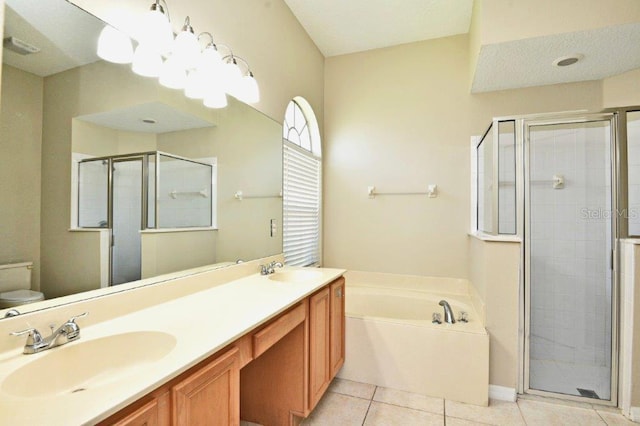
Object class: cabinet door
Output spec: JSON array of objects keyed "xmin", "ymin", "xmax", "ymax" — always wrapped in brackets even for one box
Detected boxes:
[
  {"xmin": 308, "ymin": 287, "xmax": 331, "ymax": 410},
  {"xmin": 172, "ymin": 347, "xmax": 240, "ymax": 426},
  {"xmin": 330, "ymin": 277, "xmax": 346, "ymax": 378},
  {"xmin": 100, "ymin": 392, "xmax": 170, "ymax": 426}
]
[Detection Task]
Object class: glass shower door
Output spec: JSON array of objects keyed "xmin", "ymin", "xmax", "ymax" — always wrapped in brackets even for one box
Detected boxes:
[
  {"xmin": 111, "ymin": 158, "xmax": 143, "ymax": 285},
  {"xmin": 526, "ymin": 117, "xmax": 615, "ymax": 402}
]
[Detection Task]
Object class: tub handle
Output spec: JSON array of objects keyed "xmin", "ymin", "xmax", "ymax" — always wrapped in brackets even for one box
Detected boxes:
[{"xmin": 335, "ymin": 288, "xmax": 343, "ymax": 298}]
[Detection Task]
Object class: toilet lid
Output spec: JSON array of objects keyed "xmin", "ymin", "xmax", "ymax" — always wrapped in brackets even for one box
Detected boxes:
[{"xmin": 0, "ymin": 289, "xmax": 44, "ymax": 302}]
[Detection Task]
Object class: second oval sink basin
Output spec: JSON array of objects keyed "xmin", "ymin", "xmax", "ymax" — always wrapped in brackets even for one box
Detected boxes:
[
  {"xmin": 2, "ymin": 331, "xmax": 176, "ymax": 398},
  {"xmin": 268, "ymin": 269, "xmax": 324, "ymax": 283}
]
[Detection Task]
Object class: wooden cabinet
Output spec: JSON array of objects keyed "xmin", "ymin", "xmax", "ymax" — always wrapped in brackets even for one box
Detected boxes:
[
  {"xmin": 330, "ymin": 277, "xmax": 346, "ymax": 378},
  {"xmin": 102, "ymin": 275, "xmax": 345, "ymax": 426},
  {"xmin": 308, "ymin": 287, "xmax": 331, "ymax": 410},
  {"xmin": 172, "ymin": 347, "xmax": 240, "ymax": 426},
  {"xmin": 100, "ymin": 348, "xmax": 240, "ymax": 426},
  {"xmin": 308, "ymin": 277, "xmax": 346, "ymax": 412},
  {"xmin": 109, "ymin": 393, "xmax": 170, "ymax": 426}
]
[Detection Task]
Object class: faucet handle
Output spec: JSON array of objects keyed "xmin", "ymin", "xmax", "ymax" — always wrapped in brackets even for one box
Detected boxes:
[
  {"xmin": 10, "ymin": 328, "xmax": 44, "ymax": 346},
  {"xmin": 68, "ymin": 312, "xmax": 88, "ymax": 324}
]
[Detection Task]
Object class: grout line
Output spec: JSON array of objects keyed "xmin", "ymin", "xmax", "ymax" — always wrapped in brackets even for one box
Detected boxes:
[
  {"xmin": 594, "ymin": 408, "xmax": 609, "ymax": 425},
  {"xmin": 361, "ymin": 387, "xmax": 377, "ymax": 426},
  {"xmin": 445, "ymin": 416, "xmax": 494, "ymax": 426},
  {"xmin": 517, "ymin": 399, "xmax": 530, "ymax": 426},
  {"xmin": 443, "ymin": 398, "xmax": 446, "ymax": 425}
]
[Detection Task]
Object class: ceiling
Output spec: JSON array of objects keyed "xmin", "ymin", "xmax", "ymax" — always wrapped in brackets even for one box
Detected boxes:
[
  {"xmin": 285, "ymin": 0, "xmax": 640, "ymax": 92},
  {"xmin": 3, "ymin": 0, "xmax": 101, "ymax": 77},
  {"xmin": 76, "ymin": 102, "xmax": 216, "ymax": 134},
  {"xmin": 283, "ymin": 0, "xmax": 474, "ymax": 57}
]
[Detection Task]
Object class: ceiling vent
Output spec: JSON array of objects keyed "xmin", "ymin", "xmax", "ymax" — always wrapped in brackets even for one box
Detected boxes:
[{"xmin": 3, "ymin": 36, "xmax": 41, "ymax": 55}]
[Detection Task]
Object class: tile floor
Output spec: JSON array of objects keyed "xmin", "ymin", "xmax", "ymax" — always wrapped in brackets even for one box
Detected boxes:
[{"xmin": 299, "ymin": 378, "xmax": 636, "ymax": 426}]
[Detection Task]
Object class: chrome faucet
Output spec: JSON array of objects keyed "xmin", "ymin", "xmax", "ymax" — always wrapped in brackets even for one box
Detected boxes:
[
  {"xmin": 438, "ymin": 300, "xmax": 456, "ymax": 324},
  {"xmin": 10, "ymin": 312, "xmax": 88, "ymax": 354},
  {"xmin": 260, "ymin": 261, "xmax": 284, "ymax": 275}
]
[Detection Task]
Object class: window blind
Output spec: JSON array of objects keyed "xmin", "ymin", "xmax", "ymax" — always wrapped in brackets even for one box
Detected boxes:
[{"xmin": 283, "ymin": 142, "xmax": 321, "ymax": 267}]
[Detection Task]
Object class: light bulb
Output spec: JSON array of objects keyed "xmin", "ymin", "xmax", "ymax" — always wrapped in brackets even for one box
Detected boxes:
[
  {"xmin": 138, "ymin": 3, "xmax": 173, "ymax": 54},
  {"xmin": 203, "ymin": 86, "xmax": 227, "ymax": 109},
  {"xmin": 132, "ymin": 44, "xmax": 163, "ymax": 77},
  {"xmin": 172, "ymin": 17, "xmax": 201, "ymax": 69},
  {"xmin": 159, "ymin": 56, "xmax": 187, "ymax": 89},
  {"xmin": 97, "ymin": 25, "xmax": 133, "ymax": 64}
]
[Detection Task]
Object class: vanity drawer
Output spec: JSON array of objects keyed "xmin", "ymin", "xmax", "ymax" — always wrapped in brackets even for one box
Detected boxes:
[{"xmin": 252, "ymin": 301, "xmax": 306, "ymax": 358}]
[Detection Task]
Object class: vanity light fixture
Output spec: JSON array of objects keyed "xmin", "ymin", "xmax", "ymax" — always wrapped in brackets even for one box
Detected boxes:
[
  {"xmin": 172, "ymin": 17, "xmax": 201, "ymax": 69},
  {"xmin": 96, "ymin": 0, "xmax": 260, "ymax": 108},
  {"xmin": 97, "ymin": 26, "xmax": 133, "ymax": 64},
  {"xmin": 131, "ymin": 43, "xmax": 163, "ymax": 77}
]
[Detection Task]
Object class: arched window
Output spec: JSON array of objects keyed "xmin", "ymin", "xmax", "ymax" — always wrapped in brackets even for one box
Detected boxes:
[{"xmin": 282, "ymin": 97, "xmax": 322, "ymax": 266}]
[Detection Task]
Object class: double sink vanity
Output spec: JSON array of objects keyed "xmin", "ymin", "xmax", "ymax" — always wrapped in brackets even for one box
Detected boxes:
[{"xmin": 0, "ymin": 258, "xmax": 345, "ymax": 425}]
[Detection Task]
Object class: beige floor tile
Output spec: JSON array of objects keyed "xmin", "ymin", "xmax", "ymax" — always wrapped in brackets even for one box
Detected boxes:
[
  {"xmin": 518, "ymin": 399, "xmax": 605, "ymax": 425},
  {"xmin": 446, "ymin": 417, "xmax": 494, "ymax": 426},
  {"xmin": 328, "ymin": 377, "xmax": 376, "ymax": 400},
  {"xmin": 364, "ymin": 401, "xmax": 443, "ymax": 425},
  {"xmin": 445, "ymin": 399, "xmax": 525, "ymax": 425},
  {"xmin": 301, "ymin": 392, "xmax": 371, "ymax": 426},
  {"xmin": 596, "ymin": 410, "xmax": 637, "ymax": 426},
  {"xmin": 240, "ymin": 422, "xmax": 262, "ymax": 426},
  {"xmin": 373, "ymin": 387, "xmax": 444, "ymax": 414}
]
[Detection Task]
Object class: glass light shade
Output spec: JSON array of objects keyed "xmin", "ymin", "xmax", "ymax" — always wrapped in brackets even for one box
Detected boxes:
[
  {"xmin": 97, "ymin": 25, "xmax": 133, "ymax": 64},
  {"xmin": 240, "ymin": 74, "xmax": 260, "ymax": 104},
  {"xmin": 222, "ymin": 60, "xmax": 243, "ymax": 95},
  {"xmin": 197, "ymin": 45, "xmax": 222, "ymax": 73},
  {"xmin": 184, "ymin": 70, "xmax": 206, "ymax": 99},
  {"xmin": 132, "ymin": 44, "xmax": 163, "ymax": 77},
  {"xmin": 159, "ymin": 56, "xmax": 188, "ymax": 89},
  {"xmin": 203, "ymin": 87, "xmax": 227, "ymax": 109},
  {"xmin": 138, "ymin": 8, "xmax": 173, "ymax": 54},
  {"xmin": 172, "ymin": 30, "xmax": 201, "ymax": 69}
]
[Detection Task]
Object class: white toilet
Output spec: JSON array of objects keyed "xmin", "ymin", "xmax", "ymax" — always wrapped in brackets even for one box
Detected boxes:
[{"xmin": 0, "ymin": 262, "xmax": 45, "ymax": 309}]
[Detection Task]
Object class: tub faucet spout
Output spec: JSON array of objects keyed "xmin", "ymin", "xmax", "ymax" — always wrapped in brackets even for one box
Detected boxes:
[{"xmin": 439, "ymin": 300, "xmax": 456, "ymax": 324}]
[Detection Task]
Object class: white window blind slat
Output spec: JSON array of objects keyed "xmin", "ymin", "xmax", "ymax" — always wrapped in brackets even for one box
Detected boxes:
[{"xmin": 283, "ymin": 143, "xmax": 320, "ymax": 267}]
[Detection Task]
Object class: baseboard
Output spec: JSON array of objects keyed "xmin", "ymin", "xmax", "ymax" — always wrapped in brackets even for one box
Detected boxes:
[
  {"xmin": 630, "ymin": 406, "xmax": 640, "ymax": 422},
  {"xmin": 488, "ymin": 385, "xmax": 517, "ymax": 402}
]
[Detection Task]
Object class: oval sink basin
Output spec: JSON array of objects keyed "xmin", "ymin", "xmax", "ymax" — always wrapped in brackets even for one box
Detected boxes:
[
  {"xmin": 2, "ymin": 331, "xmax": 176, "ymax": 398},
  {"xmin": 268, "ymin": 269, "xmax": 323, "ymax": 283}
]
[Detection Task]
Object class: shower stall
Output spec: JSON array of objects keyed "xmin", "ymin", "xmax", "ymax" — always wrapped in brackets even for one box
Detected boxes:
[
  {"xmin": 76, "ymin": 151, "xmax": 214, "ymax": 285},
  {"xmin": 475, "ymin": 107, "xmax": 640, "ymax": 405}
]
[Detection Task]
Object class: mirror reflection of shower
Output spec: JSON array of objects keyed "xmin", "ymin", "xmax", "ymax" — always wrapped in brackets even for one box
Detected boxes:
[{"xmin": 76, "ymin": 152, "xmax": 215, "ymax": 285}]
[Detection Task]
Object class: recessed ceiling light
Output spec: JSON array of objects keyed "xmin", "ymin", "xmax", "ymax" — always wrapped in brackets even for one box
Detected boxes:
[
  {"xmin": 141, "ymin": 118, "xmax": 157, "ymax": 124},
  {"xmin": 553, "ymin": 54, "xmax": 584, "ymax": 67}
]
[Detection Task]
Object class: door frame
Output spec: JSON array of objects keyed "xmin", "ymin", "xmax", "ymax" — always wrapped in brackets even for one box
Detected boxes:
[
  {"xmin": 109, "ymin": 155, "xmax": 146, "ymax": 286},
  {"xmin": 520, "ymin": 113, "xmax": 619, "ymax": 406}
]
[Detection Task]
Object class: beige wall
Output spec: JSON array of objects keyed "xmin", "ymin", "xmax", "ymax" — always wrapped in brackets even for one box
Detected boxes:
[
  {"xmin": 140, "ymin": 231, "xmax": 217, "ymax": 278},
  {"xmin": 479, "ymin": 0, "xmax": 640, "ymax": 45},
  {"xmin": 0, "ymin": 65, "xmax": 43, "ymax": 291},
  {"xmin": 469, "ymin": 237, "xmax": 521, "ymax": 388},
  {"xmin": 323, "ymin": 34, "xmax": 602, "ymax": 278},
  {"xmin": 72, "ymin": 120, "xmax": 158, "ymax": 156},
  {"xmin": 603, "ymin": 68, "xmax": 640, "ymax": 108},
  {"xmin": 68, "ymin": 0, "xmax": 325, "ymax": 129}
]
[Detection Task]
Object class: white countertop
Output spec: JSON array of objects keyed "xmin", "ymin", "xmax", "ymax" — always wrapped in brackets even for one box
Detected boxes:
[{"xmin": 0, "ymin": 267, "xmax": 345, "ymax": 425}]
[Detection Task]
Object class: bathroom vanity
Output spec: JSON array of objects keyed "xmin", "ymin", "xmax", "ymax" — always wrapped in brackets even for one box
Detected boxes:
[{"xmin": 0, "ymin": 262, "xmax": 345, "ymax": 425}]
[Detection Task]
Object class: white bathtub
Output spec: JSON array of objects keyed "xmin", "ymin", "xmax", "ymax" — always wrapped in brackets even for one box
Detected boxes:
[{"xmin": 338, "ymin": 271, "xmax": 489, "ymax": 406}]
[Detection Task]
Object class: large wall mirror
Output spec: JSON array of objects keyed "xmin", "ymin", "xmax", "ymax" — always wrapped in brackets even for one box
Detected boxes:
[{"xmin": 0, "ymin": 0, "xmax": 283, "ymax": 314}]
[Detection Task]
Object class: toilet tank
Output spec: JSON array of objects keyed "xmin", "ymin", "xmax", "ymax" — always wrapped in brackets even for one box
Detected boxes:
[{"xmin": 0, "ymin": 262, "xmax": 32, "ymax": 293}]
